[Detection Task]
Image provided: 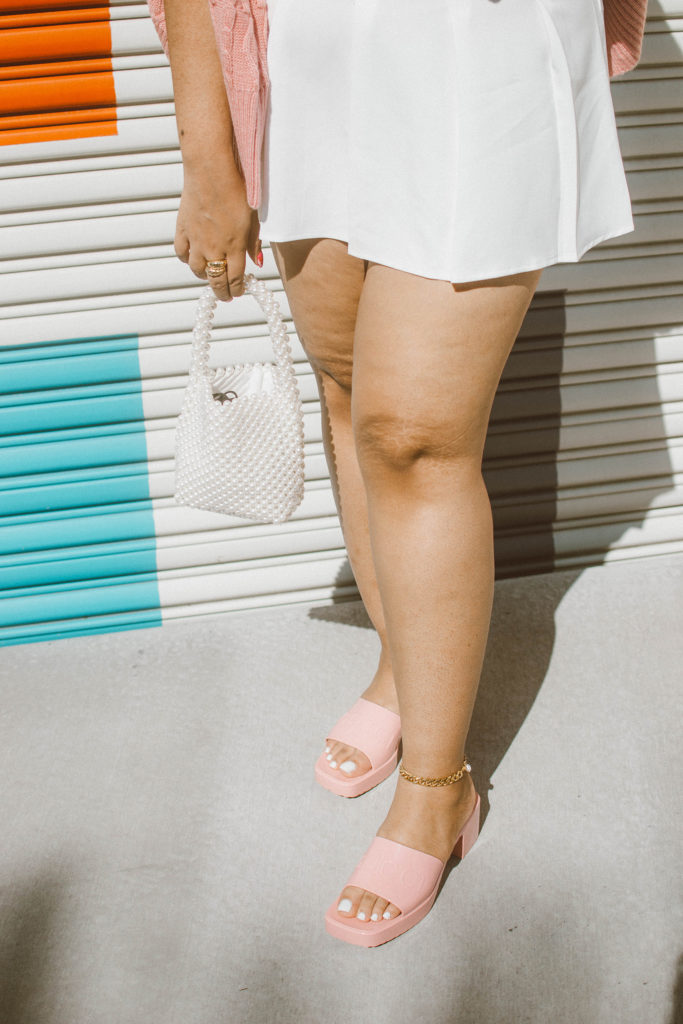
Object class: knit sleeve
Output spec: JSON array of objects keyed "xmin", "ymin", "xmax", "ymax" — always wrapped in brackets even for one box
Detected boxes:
[
  {"xmin": 147, "ymin": 0, "xmax": 170, "ymax": 61},
  {"xmin": 604, "ymin": 0, "xmax": 648, "ymax": 78}
]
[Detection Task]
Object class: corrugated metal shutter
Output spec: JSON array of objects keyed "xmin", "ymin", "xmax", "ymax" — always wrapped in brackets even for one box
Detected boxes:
[{"xmin": 1, "ymin": 1, "xmax": 681, "ymax": 645}]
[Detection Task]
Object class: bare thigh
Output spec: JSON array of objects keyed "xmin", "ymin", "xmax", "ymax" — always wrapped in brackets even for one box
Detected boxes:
[
  {"xmin": 270, "ymin": 239, "xmax": 541, "ymax": 474},
  {"xmin": 352, "ymin": 263, "xmax": 543, "ymax": 470},
  {"xmin": 270, "ymin": 238, "xmax": 368, "ymax": 387}
]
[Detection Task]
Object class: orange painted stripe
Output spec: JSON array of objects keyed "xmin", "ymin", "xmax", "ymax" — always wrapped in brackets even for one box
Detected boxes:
[
  {"xmin": 0, "ymin": 0, "xmax": 101, "ymax": 12},
  {"xmin": 0, "ymin": 120, "xmax": 118, "ymax": 146},
  {"xmin": 0, "ymin": 59, "xmax": 112, "ymax": 81},
  {"xmin": 0, "ymin": 8, "xmax": 109, "ymax": 30},
  {"xmin": 0, "ymin": 105, "xmax": 117, "ymax": 130},
  {"xmin": 0, "ymin": 3, "xmax": 116, "ymax": 145},
  {"xmin": 0, "ymin": 24, "xmax": 113, "ymax": 62},
  {"xmin": 1, "ymin": 73, "xmax": 116, "ymax": 116}
]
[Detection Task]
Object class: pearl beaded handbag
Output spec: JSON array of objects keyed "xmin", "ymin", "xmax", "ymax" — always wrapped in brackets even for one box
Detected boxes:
[{"xmin": 173, "ymin": 274, "xmax": 305, "ymax": 523}]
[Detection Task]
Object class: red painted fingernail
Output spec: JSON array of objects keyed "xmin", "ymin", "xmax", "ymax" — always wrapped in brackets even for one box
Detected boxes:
[{"xmin": 256, "ymin": 250, "xmax": 264, "ymax": 268}]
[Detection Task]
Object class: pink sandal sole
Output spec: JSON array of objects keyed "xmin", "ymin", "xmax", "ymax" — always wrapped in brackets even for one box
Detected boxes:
[
  {"xmin": 315, "ymin": 697, "xmax": 402, "ymax": 798},
  {"xmin": 324, "ymin": 792, "xmax": 481, "ymax": 947}
]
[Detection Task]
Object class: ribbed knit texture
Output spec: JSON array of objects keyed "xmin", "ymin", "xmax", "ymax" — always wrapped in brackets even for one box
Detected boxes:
[
  {"xmin": 147, "ymin": 0, "xmax": 648, "ymax": 211},
  {"xmin": 605, "ymin": 0, "xmax": 649, "ymax": 76}
]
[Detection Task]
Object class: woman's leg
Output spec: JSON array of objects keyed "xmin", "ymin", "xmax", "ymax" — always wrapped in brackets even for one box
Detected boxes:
[
  {"xmin": 334, "ymin": 262, "xmax": 543, "ymax": 924},
  {"xmin": 270, "ymin": 238, "xmax": 399, "ymax": 775}
]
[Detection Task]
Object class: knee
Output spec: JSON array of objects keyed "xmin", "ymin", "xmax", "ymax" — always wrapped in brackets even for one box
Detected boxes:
[{"xmin": 354, "ymin": 409, "xmax": 483, "ymax": 477}]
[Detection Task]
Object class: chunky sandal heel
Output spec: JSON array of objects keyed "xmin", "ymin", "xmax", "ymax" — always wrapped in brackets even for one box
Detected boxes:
[{"xmin": 453, "ymin": 793, "xmax": 481, "ymax": 859}]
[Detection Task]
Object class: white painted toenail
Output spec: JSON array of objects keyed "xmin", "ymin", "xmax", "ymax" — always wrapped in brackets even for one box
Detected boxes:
[
  {"xmin": 383, "ymin": 910, "xmax": 392, "ymax": 919},
  {"xmin": 357, "ymin": 911, "xmax": 366, "ymax": 920},
  {"xmin": 340, "ymin": 760, "xmax": 357, "ymax": 774},
  {"xmin": 326, "ymin": 753, "xmax": 332, "ymax": 761},
  {"xmin": 371, "ymin": 913, "xmax": 379, "ymax": 921},
  {"xmin": 325, "ymin": 746, "xmax": 331, "ymax": 753},
  {"xmin": 337, "ymin": 899, "xmax": 352, "ymax": 913},
  {"xmin": 330, "ymin": 760, "xmax": 337, "ymax": 768}
]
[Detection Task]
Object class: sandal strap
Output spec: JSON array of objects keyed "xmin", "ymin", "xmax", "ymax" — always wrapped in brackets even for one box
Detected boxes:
[
  {"xmin": 325, "ymin": 698, "xmax": 401, "ymax": 769},
  {"xmin": 346, "ymin": 836, "xmax": 444, "ymax": 912}
]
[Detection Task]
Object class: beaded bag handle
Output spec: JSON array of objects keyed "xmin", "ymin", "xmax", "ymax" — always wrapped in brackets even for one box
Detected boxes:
[{"xmin": 188, "ymin": 274, "xmax": 298, "ymax": 396}]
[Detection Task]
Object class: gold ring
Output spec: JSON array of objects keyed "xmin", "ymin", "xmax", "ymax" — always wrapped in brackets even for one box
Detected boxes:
[{"xmin": 205, "ymin": 259, "xmax": 227, "ymax": 278}]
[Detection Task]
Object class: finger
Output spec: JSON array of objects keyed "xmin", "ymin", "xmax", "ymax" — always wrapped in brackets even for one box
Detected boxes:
[
  {"xmin": 227, "ymin": 250, "xmax": 247, "ymax": 297},
  {"xmin": 174, "ymin": 230, "xmax": 190, "ymax": 264},
  {"xmin": 189, "ymin": 252, "xmax": 231, "ymax": 302},
  {"xmin": 247, "ymin": 209, "xmax": 261, "ymax": 266},
  {"xmin": 205, "ymin": 257, "xmax": 231, "ymax": 303},
  {"xmin": 188, "ymin": 250, "xmax": 210, "ymax": 281}
]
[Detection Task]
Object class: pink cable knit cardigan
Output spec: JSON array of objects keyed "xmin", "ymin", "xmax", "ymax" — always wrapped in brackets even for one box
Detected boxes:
[{"xmin": 147, "ymin": 0, "xmax": 648, "ymax": 211}]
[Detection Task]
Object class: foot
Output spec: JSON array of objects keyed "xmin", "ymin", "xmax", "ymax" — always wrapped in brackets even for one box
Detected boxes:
[
  {"xmin": 333, "ymin": 768, "xmax": 478, "ymax": 922},
  {"xmin": 323, "ymin": 666, "xmax": 399, "ymax": 779}
]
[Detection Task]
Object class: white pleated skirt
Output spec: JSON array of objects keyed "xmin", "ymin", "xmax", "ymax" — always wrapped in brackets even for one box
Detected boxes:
[{"xmin": 257, "ymin": 0, "xmax": 635, "ymax": 282}]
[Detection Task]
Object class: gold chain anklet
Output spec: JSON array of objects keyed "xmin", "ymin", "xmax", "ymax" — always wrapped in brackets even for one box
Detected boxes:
[{"xmin": 399, "ymin": 758, "xmax": 472, "ymax": 787}]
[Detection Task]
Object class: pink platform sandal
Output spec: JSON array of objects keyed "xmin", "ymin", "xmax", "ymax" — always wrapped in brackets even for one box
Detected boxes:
[
  {"xmin": 314, "ymin": 697, "xmax": 402, "ymax": 798},
  {"xmin": 324, "ymin": 758, "xmax": 480, "ymax": 947}
]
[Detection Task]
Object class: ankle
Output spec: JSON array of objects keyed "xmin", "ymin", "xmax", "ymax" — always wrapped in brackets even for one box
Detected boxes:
[
  {"xmin": 374, "ymin": 646, "xmax": 393, "ymax": 685},
  {"xmin": 399, "ymin": 750, "xmax": 470, "ymax": 781},
  {"xmin": 378, "ymin": 772, "xmax": 477, "ymax": 860},
  {"xmin": 361, "ymin": 654, "xmax": 397, "ymax": 708},
  {"xmin": 396, "ymin": 760, "xmax": 476, "ymax": 804}
]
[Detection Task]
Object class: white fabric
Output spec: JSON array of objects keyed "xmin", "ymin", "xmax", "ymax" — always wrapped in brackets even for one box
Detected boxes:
[{"xmin": 257, "ymin": 0, "xmax": 635, "ymax": 282}]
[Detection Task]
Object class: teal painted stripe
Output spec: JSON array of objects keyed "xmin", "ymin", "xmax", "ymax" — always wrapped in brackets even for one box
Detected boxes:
[
  {"xmin": 3, "ymin": 536, "xmax": 154, "ymax": 565},
  {"xmin": 1, "ymin": 579, "xmax": 161, "ymax": 627},
  {"xmin": 2, "ymin": 540, "xmax": 157, "ymax": 588},
  {"xmin": 0, "ymin": 335, "xmax": 138, "ymax": 365},
  {"xmin": 0, "ymin": 610, "xmax": 164, "ymax": 647},
  {"xmin": 3, "ymin": 381, "xmax": 141, "ymax": 407},
  {"xmin": 0, "ymin": 473, "xmax": 152, "ymax": 517},
  {"xmin": 0, "ymin": 508, "xmax": 158, "ymax": 555},
  {"xmin": 1, "ymin": 421, "xmax": 145, "ymax": 445},
  {"xmin": 0, "ymin": 431, "xmax": 149, "ymax": 476},
  {"xmin": 0, "ymin": 331, "xmax": 161, "ymax": 647},
  {"xmin": 0, "ymin": 391, "xmax": 148, "ymax": 436},
  {"xmin": 0, "ymin": 351, "xmax": 144, "ymax": 394},
  {"xmin": 3, "ymin": 566, "xmax": 158, "ymax": 598},
  {"xmin": 0, "ymin": 463, "xmax": 144, "ymax": 491},
  {"xmin": 3, "ymin": 498, "xmax": 153, "ymax": 526}
]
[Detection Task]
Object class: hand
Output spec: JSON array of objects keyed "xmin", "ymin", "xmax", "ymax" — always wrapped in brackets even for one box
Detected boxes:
[{"xmin": 174, "ymin": 156, "xmax": 262, "ymax": 302}]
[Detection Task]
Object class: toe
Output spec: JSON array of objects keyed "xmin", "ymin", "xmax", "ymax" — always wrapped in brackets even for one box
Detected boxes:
[
  {"xmin": 338, "ymin": 753, "xmax": 362, "ymax": 776},
  {"xmin": 323, "ymin": 742, "xmax": 372, "ymax": 775},
  {"xmin": 337, "ymin": 742, "xmax": 363, "ymax": 775},
  {"xmin": 369, "ymin": 895, "xmax": 390, "ymax": 922},
  {"xmin": 334, "ymin": 744, "xmax": 355, "ymax": 769},
  {"xmin": 324, "ymin": 741, "xmax": 345, "ymax": 769},
  {"xmin": 355, "ymin": 889, "xmax": 377, "ymax": 922},
  {"xmin": 382, "ymin": 902, "xmax": 401, "ymax": 920},
  {"xmin": 336, "ymin": 885, "xmax": 363, "ymax": 917},
  {"xmin": 323, "ymin": 743, "xmax": 372, "ymax": 777}
]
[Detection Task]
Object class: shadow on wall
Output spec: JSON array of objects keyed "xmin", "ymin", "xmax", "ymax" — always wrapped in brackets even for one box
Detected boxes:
[
  {"xmin": 487, "ymin": 287, "xmax": 568, "ymax": 580},
  {"xmin": 487, "ymin": 286, "xmax": 675, "ymax": 580}
]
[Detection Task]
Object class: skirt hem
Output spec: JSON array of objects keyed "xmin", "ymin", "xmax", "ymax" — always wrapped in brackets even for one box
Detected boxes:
[{"xmin": 259, "ymin": 220, "xmax": 636, "ymax": 282}]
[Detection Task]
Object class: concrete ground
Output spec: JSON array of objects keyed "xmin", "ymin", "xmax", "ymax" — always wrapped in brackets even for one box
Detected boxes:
[{"xmin": 0, "ymin": 554, "xmax": 681, "ymax": 1024}]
